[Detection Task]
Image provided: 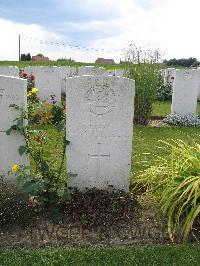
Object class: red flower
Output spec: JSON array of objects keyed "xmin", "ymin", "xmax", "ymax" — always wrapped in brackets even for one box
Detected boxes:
[
  {"xmin": 31, "ymin": 75, "xmax": 35, "ymax": 80},
  {"xmin": 22, "ymin": 72, "xmax": 28, "ymax": 78}
]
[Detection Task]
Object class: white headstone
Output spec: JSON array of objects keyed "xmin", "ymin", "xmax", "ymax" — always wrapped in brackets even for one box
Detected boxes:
[
  {"xmin": 78, "ymin": 66, "xmax": 106, "ymax": 76},
  {"xmin": 0, "ymin": 75, "xmax": 28, "ymax": 181},
  {"xmin": 57, "ymin": 66, "xmax": 77, "ymax": 93},
  {"xmin": 37, "ymin": 88, "xmax": 58, "ymax": 104},
  {"xmin": 24, "ymin": 66, "xmax": 62, "ymax": 104},
  {"xmin": 0, "ymin": 66, "xmax": 19, "ymax": 77},
  {"xmin": 171, "ymin": 69, "xmax": 200, "ymax": 115},
  {"xmin": 66, "ymin": 75, "xmax": 135, "ymax": 192}
]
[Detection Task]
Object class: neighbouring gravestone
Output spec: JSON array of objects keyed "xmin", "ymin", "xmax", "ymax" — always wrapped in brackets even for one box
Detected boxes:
[
  {"xmin": 107, "ymin": 69, "xmax": 115, "ymax": 76},
  {"xmin": 0, "ymin": 75, "xmax": 28, "ymax": 181},
  {"xmin": 37, "ymin": 87, "xmax": 58, "ymax": 104},
  {"xmin": 66, "ymin": 75, "xmax": 135, "ymax": 192},
  {"xmin": 24, "ymin": 66, "xmax": 62, "ymax": 104},
  {"xmin": 58, "ymin": 66, "xmax": 77, "ymax": 94},
  {"xmin": 0, "ymin": 66, "xmax": 19, "ymax": 77},
  {"xmin": 78, "ymin": 66, "xmax": 106, "ymax": 76},
  {"xmin": 164, "ymin": 68, "xmax": 175, "ymax": 86},
  {"xmin": 171, "ymin": 69, "xmax": 200, "ymax": 115},
  {"xmin": 106, "ymin": 69, "xmax": 125, "ymax": 77},
  {"xmin": 115, "ymin": 69, "xmax": 125, "ymax": 77}
]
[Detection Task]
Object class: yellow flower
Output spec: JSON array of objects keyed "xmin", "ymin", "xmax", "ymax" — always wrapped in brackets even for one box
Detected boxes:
[
  {"xmin": 31, "ymin": 87, "xmax": 39, "ymax": 94},
  {"xmin": 27, "ymin": 92, "xmax": 32, "ymax": 97},
  {"xmin": 11, "ymin": 164, "xmax": 19, "ymax": 173}
]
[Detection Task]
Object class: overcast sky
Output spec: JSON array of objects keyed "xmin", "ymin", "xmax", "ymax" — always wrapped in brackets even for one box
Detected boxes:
[{"xmin": 0, "ymin": 0, "xmax": 199, "ymax": 63}]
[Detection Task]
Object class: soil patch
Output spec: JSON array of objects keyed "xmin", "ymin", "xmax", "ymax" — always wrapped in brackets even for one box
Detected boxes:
[{"xmin": 0, "ymin": 186, "xmax": 171, "ymax": 249}]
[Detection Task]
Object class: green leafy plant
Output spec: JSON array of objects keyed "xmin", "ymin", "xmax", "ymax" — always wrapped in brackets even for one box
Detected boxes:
[
  {"xmin": 133, "ymin": 139, "xmax": 200, "ymax": 241},
  {"xmin": 28, "ymin": 101, "xmax": 65, "ymax": 125},
  {"xmin": 51, "ymin": 104, "xmax": 66, "ymax": 124},
  {"xmin": 125, "ymin": 44, "xmax": 161, "ymax": 125},
  {"xmin": 6, "ymin": 104, "xmax": 71, "ymax": 207}
]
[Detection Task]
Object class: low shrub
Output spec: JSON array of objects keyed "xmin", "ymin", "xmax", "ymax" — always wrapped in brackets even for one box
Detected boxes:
[
  {"xmin": 28, "ymin": 102, "xmax": 65, "ymax": 125},
  {"xmin": 51, "ymin": 105, "xmax": 66, "ymax": 125},
  {"xmin": 164, "ymin": 113, "xmax": 200, "ymax": 126}
]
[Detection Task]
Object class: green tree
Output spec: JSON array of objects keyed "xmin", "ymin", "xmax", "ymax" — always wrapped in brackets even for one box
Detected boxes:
[
  {"xmin": 26, "ymin": 53, "xmax": 31, "ymax": 61},
  {"xmin": 20, "ymin": 54, "xmax": 27, "ymax": 61},
  {"xmin": 164, "ymin": 57, "xmax": 200, "ymax": 67}
]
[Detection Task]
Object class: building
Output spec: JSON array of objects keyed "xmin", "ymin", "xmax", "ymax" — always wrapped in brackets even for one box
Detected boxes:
[
  {"xmin": 32, "ymin": 55, "xmax": 49, "ymax": 62},
  {"xmin": 95, "ymin": 58, "xmax": 115, "ymax": 64}
]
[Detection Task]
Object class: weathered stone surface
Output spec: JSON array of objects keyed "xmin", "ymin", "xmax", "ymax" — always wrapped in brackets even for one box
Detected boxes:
[
  {"xmin": 78, "ymin": 66, "xmax": 106, "ymax": 76},
  {"xmin": 107, "ymin": 69, "xmax": 115, "ymax": 76},
  {"xmin": 66, "ymin": 75, "xmax": 135, "ymax": 192},
  {"xmin": 171, "ymin": 69, "xmax": 200, "ymax": 115},
  {"xmin": 115, "ymin": 69, "xmax": 125, "ymax": 77},
  {"xmin": 0, "ymin": 75, "xmax": 28, "ymax": 181},
  {"xmin": 58, "ymin": 67, "xmax": 77, "ymax": 93},
  {"xmin": 0, "ymin": 66, "xmax": 19, "ymax": 77},
  {"xmin": 37, "ymin": 88, "xmax": 59, "ymax": 104}
]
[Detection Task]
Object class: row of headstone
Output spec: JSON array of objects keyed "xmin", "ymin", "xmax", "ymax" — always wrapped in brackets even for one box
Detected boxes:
[
  {"xmin": 23, "ymin": 66, "xmax": 125, "ymax": 104},
  {"xmin": 0, "ymin": 74, "xmax": 134, "ymax": 193},
  {"xmin": 161, "ymin": 67, "xmax": 200, "ymax": 103},
  {"xmin": 77, "ymin": 66, "xmax": 125, "ymax": 77},
  {"xmin": 0, "ymin": 65, "xmax": 125, "ymax": 78},
  {"xmin": 0, "ymin": 66, "xmax": 125, "ymax": 105},
  {"xmin": 1, "ymin": 69, "xmax": 199, "ymax": 190}
]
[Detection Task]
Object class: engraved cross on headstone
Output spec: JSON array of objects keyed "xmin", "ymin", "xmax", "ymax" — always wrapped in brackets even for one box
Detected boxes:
[
  {"xmin": 0, "ymin": 89, "xmax": 4, "ymax": 100},
  {"xmin": 88, "ymin": 142, "xmax": 110, "ymax": 179}
]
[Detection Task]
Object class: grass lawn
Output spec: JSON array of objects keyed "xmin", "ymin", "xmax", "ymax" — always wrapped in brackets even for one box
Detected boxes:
[
  {"xmin": 132, "ymin": 125, "xmax": 200, "ymax": 176},
  {"xmin": 0, "ymin": 245, "xmax": 200, "ymax": 265},
  {"xmin": 30, "ymin": 124, "xmax": 200, "ymax": 180},
  {"xmin": 152, "ymin": 100, "xmax": 200, "ymax": 118},
  {"xmin": 0, "ymin": 60, "xmax": 122, "ymax": 70}
]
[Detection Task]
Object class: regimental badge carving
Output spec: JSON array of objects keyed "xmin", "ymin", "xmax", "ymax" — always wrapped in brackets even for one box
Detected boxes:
[
  {"xmin": 184, "ymin": 71, "xmax": 192, "ymax": 80},
  {"xmin": 86, "ymin": 84, "xmax": 116, "ymax": 115}
]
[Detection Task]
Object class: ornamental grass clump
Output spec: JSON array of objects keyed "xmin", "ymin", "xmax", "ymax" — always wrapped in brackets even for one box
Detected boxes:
[{"xmin": 133, "ymin": 139, "xmax": 200, "ymax": 241}]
